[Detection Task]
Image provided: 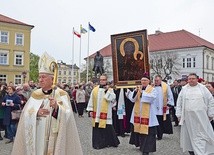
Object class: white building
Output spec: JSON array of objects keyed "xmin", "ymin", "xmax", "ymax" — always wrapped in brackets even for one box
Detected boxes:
[
  {"xmin": 149, "ymin": 30, "xmax": 214, "ymax": 82},
  {"xmin": 86, "ymin": 29, "xmax": 214, "ymax": 82}
]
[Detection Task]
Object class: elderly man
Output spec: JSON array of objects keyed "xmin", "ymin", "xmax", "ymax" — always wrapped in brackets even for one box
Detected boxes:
[
  {"xmin": 126, "ymin": 74, "xmax": 158, "ymax": 155},
  {"xmin": 87, "ymin": 74, "xmax": 120, "ymax": 149},
  {"xmin": 12, "ymin": 52, "xmax": 82, "ymax": 155},
  {"xmin": 176, "ymin": 73, "xmax": 214, "ymax": 155}
]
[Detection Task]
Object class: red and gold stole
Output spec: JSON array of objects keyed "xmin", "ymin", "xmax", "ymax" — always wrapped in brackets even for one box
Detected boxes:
[
  {"xmin": 92, "ymin": 86, "xmax": 109, "ymax": 128},
  {"xmin": 133, "ymin": 85, "xmax": 153, "ymax": 135},
  {"xmin": 161, "ymin": 82, "xmax": 168, "ymax": 121}
]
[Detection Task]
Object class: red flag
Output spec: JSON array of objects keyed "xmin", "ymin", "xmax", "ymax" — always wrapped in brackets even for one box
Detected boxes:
[{"xmin": 73, "ymin": 30, "xmax": 81, "ymax": 38}]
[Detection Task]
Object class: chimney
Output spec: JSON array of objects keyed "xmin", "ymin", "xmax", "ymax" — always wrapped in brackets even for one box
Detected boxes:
[{"xmin": 155, "ymin": 30, "xmax": 163, "ymax": 35}]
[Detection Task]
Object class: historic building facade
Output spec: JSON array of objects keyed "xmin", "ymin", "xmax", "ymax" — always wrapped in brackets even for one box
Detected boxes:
[
  {"xmin": 0, "ymin": 14, "xmax": 34, "ymax": 84},
  {"xmin": 57, "ymin": 61, "xmax": 79, "ymax": 85}
]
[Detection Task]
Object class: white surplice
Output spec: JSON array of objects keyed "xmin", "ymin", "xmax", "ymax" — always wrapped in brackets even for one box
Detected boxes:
[
  {"xmin": 86, "ymin": 86, "xmax": 116, "ymax": 125},
  {"xmin": 11, "ymin": 88, "xmax": 83, "ymax": 155},
  {"xmin": 126, "ymin": 86, "xmax": 159, "ymax": 127},
  {"xmin": 154, "ymin": 82, "xmax": 174, "ymax": 115},
  {"xmin": 176, "ymin": 83, "xmax": 214, "ymax": 155}
]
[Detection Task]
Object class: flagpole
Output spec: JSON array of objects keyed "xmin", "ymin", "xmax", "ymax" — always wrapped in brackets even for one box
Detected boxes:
[
  {"xmin": 72, "ymin": 27, "xmax": 74, "ymax": 87},
  {"xmin": 86, "ymin": 22, "xmax": 90, "ymax": 83},
  {"xmin": 78, "ymin": 25, "xmax": 82, "ymax": 83}
]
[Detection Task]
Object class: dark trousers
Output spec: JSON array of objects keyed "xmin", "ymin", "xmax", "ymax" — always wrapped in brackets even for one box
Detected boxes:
[
  {"xmin": 77, "ymin": 102, "xmax": 85, "ymax": 116},
  {"xmin": 156, "ymin": 114, "xmax": 173, "ymax": 139},
  {"xmin": 129, "ymin": 125, "xmax": 157, "ymax": 153},
  {"xmin": 70, "ymin": 100, "xmax": 77, "ymax": 113},
  {"xmin": 6, "ymin": 122, "xmax": 16, "ymax": 140},
  {"xmin": 92, "ymin": 123, "xmax": 120, "ymax": 149},
  {"xmin": 171, "ymin": 107, "xmax": 178, "ymax": 125}
]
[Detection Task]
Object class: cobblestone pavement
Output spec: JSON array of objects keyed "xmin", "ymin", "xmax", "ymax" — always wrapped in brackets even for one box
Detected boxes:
[{"xmin": 0, "ymin": 112, "xmax": 188, "ymax": 155}]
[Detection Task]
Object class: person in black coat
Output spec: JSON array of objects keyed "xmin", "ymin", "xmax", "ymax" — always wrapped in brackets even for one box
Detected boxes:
[{"xmin": 2, "ymin": 86, "xmax": 21, "ymax": 143}]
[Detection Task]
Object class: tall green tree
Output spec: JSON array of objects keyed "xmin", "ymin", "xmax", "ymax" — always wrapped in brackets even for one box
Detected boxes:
[{"xmin": 29, "ymin": 52, "xmax": 40, "ymax": 82}]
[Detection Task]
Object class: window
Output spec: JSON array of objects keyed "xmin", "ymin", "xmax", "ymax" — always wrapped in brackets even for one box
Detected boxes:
[
  {"xmin": 183, "ymin": 57, "xmax": 196, "ymax": 68},
  {"xmin": 63, "ymin": 77, "xmax": 66, "ymax": 83},
  {"xmin": 74, "ymin": 71, "xmax": 76, "ymax": 76},
  {"xmin": 59, "ymin": 70, "xmax": 61, "ymax": 75},
  {"xmin": 206, "ymin": 55, "xmax": 210, "ymax": 69},
  {"xmin": 68, "ymin": 79, "xmax": 71, "ymax": 83},
  {"xmin": 15, "ymin": 75, "xmax": 22, "ymax": 85},
  {"xmin": 0, "ymin": 31, "xmax": 9, "ymax": 43},
  {"xmin": 64, "ymin": 70, "xmax": 66, "ymax": 75},
  {"xmin": 187, "ymin": 58, "xmax": 191, "ymax": 68},
  {"xmin": 58, "ymin": 78, "xmax": 61, "ymax": 83},
  {"xmin": 0, "ymin": 50, "xmax": 9, "ymax": 65},
  {"xmin": 183, "ymin": 58, "xmax": 185, "ymax": 68},
  {"xmin": 212, "ymin": 57, "xmax": 214, "ymax": 70},
  {"xmin": 69, "ymin": 71, "xmax": 71, "ymax": 75},
  {"xmin": 14, "ymin": 51, "xmax": 24, "ymax": 65},
  {"xmin": 0, "ymin": 74, "xmax": 7, "ymax": 83},
  {"xmin": 15, "ymin": 33, "xmax": 24, "ymax": 45},
  {"xmin": 207, "ymin": 74, "xmax": 210, "ymax": 82},
  {"xmin": 193, "ymin": 57, "xmax": 196, "ymax": 68}
]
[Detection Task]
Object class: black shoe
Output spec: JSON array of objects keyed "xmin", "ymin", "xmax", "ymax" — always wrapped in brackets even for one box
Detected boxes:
[
  {"xmin": 4, "ymin": 134, "xmax": 8, "ymax": 139},
  {"xmin": 188, "ymin": 151, "xmax": 195, "ymax": 155},
  {"xmin": 5, "ymin": 139, "xmax": 13, "ymax": 144},
  {"xmin": 143, "ymin": 152, "xmax": 149, "ymax": 155},
  {"xmin": 0, "ymin": 136, "xmax": 3, "ymax": 140},
  {"xmin": 121, "ymin": 134, "xmax": 125, "ymax": 137},
  {"xmin": 174, "ymin": 124, "xmax": 178, "ymax": 127},
  {"xmin": 157, "ymin": 137, "xmax": 162, "ymax": 140},
  {"xmin": 93, "ymin": 146, "xmax": 100, "ymax": 150}
]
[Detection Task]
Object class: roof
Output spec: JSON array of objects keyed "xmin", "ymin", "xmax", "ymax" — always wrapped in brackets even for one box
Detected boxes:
[
  {"xmin": 0, "ymin": 14, "xmax": 34, "ymax": 28},
  {"xmin": 149, "ymin": 29, "xmax": 214, "ymax": 52},
  {"xmin": 87, "ymin": 44, "xmax": 112, "ymax": 58},
  {"xmin": 87, "ymin": 29, "xmax": 214, "ymax": 58},
  {"xmin": 67, "ymin": 64, "xmax": 79, "ymax": 69}
]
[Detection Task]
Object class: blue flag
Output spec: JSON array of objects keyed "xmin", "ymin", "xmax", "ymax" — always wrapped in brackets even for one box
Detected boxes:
[{"xmin": 89, "ymin": 23, "xmax": 96, "ymax": 32}]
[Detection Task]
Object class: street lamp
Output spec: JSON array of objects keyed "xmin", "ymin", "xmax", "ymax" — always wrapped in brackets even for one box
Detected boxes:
[{"xmin": 22, "ymin": 71, "xmax": 27, "ymax": 84}]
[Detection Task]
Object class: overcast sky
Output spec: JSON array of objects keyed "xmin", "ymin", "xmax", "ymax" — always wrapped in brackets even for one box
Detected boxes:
[{"xmin": 1, "ymin": 0, "xmax": 214, "ymax": 67}]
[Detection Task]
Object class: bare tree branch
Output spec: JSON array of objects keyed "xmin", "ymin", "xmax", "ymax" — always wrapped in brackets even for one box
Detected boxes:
[{"xmin": 150, "ymin": 51, "xmax": 181, "ymax": 80}]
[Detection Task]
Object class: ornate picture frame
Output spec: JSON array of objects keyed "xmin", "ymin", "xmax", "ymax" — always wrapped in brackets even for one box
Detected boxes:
[{"xmin": 111, "ymin": 29, "xmax": 150, "ymax": 87}]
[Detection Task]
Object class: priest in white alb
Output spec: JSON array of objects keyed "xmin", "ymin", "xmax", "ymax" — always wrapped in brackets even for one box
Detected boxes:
[
  {"xmin": 176, "ymin": 73, "xmax": 214, "ymax": 155},
  {"xmin": 11, "ymin": 52, "xmax": 83, "ymax": 155}
]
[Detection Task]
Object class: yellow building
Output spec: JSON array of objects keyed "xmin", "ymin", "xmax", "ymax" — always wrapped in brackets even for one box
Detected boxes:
[{"xmin": 0, "ymin": 14, "xmax": 34, "ymax": 85}]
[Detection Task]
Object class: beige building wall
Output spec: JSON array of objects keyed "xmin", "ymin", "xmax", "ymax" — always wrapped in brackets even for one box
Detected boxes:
[{"xmin": 0, "ymin": 22, "xmax": 33, "ymax": 85}]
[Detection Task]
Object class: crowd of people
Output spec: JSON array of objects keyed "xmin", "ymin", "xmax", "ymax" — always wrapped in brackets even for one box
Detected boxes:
[
  {"xmin": 1, "ymin": 70, "xmax": 214, "ymax": 155},
  {"xmin": 0, "ymin": 81, "xmax": 35, "ymax": 143}
]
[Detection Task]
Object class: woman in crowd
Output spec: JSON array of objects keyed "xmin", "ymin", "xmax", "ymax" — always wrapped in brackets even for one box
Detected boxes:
[
  {"xmin": 76, "ymin": 85, "xmax": 86, "ymax": 117},
  {"xmin": 1, "ymin": 86, "xmax": 21, "ymax": 143}
]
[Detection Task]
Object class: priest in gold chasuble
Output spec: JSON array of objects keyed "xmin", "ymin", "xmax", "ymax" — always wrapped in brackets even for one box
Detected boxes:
[{"xmin": 11, "ymin": 52, "xmax": 83, "ymax": 155}]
